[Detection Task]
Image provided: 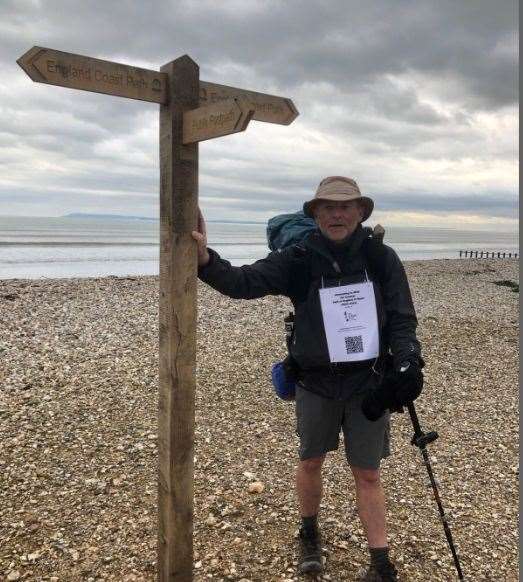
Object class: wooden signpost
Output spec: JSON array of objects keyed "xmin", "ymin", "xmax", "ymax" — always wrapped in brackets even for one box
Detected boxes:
[{"xmin": 17, "ymin": 46, "xmax": 298, "ymax": 581}]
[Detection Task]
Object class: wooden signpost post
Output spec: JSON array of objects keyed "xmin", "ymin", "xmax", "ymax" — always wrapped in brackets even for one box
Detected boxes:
[{"xmin": 17, "ymin": 46, "xmax": 298, "ymax": 581}]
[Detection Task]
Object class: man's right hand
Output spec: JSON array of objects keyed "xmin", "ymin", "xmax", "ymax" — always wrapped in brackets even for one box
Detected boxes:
[{"xmin": 192, "ymin": 207, "xmax": 210, "ymax": 267}]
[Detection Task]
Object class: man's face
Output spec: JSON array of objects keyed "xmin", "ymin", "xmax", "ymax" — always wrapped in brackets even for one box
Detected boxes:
[{"xmin": 313, "ymin": 199, "xmax": 364, "ymax": 242}]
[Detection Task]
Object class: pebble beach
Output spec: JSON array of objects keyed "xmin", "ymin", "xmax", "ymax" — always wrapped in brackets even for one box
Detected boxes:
[{"xmin": 0, "ymin": 258, "xmax": 519, "ymax": 581}]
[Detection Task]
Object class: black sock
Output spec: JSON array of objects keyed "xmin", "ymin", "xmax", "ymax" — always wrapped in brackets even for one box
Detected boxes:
[
  {"xmin": 370, "ymin": 546, "xmax": 390, "ymax": 569},
  {"xmin": 301, "ymin": 514, "xmax": 319, "ymax": 538}
]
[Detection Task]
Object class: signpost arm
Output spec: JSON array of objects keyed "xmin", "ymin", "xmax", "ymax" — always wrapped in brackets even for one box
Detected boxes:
[{"xmin": 158, "ymin": 54, "xmax": 199, "ymax": 582}]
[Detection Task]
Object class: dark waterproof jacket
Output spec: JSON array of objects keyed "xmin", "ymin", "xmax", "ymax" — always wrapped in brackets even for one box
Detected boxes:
[{"xmin": 198, "ymin": 225, "xmax": 421, "ymax": 400}]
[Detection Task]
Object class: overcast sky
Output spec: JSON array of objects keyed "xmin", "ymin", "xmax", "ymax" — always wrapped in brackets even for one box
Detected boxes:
[{"xmin": 1, "ymin": 0, "xmax": 518, "ymax": 231}]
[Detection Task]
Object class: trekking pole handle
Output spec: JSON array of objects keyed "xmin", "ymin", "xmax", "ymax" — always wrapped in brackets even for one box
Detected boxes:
[
  {"xmin": 407, "ymin": 402, "xmax": 439, "ymax": 448},
  {"xmin": 407, "ymin": 402, "xmax": 423, "ymax": 434}
]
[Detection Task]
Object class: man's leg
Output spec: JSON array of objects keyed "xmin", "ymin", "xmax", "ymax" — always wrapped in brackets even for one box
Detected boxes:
[
  {"xmin": 296, "ymin": 455, "xmax": 325, "ymax": 516},
  {"xmin": 295, "ymin": 384, "xmax": 340, "ymax": 519},
  {"xmin": 296, "ymin": 455, "xmax": 326, "ymax": 574},
  {"xmin": 351, "ymin": 466, "xmax": 397, "ymax": 580},
  {"xmin": 294, "ymin": 385, "xmax": 342, "ymax": 574},
  {"xmin": 343, "ymin": 389, "xmax": 390, "ymax": 550},
  {"xmin": 350, "ymin": 466, "xmax": 387, "ymax": 548}
]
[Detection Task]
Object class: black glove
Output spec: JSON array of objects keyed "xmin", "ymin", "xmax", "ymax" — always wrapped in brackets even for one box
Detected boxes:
[
  {"xmin": 391, "ymin": 358, "xmax": 424, "ymax": 406},
  {"xmin": 361, "ymin": 357, "xmax": 424, "ymax": 421},
  {"xmin": 361, "ymin": 386, "xmax": 401, "ymax": 422}
]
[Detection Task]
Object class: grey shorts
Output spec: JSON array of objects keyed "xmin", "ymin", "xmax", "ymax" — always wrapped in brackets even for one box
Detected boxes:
[{"xmin": 295, "ymin": 384, "xmax": 391, "ymax": 470}]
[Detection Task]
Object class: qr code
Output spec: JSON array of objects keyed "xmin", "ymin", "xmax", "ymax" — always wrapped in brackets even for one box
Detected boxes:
[{"xmin": 345, "ymin": 335, "xmax": 364, "ymax": 354}]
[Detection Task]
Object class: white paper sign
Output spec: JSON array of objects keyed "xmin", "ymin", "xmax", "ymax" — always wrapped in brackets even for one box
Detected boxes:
[{"xmin": 319, "ymin": 281, "xmax": 379, "ymax": 363}]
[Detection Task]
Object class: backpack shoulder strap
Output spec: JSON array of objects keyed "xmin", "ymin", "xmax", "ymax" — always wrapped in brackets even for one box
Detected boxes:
[
  {"xmin": 362, "ymin": 224, "xmax": 389, "ymax": 288},
  {"xmin": 285, "ymin": 242, "xmax": 312, "ymax": 303}
]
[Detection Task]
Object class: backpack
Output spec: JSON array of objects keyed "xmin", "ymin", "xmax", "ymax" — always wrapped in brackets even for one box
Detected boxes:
[
  {"xmin": 267, "ymin": 212, "xmax": 386, "ymax": 400},
  {"xmin": 266, "ymin": 211, "xmax": 317, "ymax": 251}
]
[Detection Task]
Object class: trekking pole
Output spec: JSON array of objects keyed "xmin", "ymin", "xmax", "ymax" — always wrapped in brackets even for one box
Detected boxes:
[{"xmin": 407, "ymin": 402, "xmax": 465, "ymax": 580}]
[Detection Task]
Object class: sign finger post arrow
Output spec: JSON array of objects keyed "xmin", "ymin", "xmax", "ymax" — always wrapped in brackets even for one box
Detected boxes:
[
  {"xmin": 17, "ymin": 46, "xmax": 298, "ymax": 582},
  {"xmin": 17, "ymin": 46, "xmax": 168, "ymax": 104},
  {"xmin": 199, "ymin": 81, "xmax": 298, "ymax": 125},
  {"xmin": 183, "ymin": 99, "xmax": 254, "ymax": 144}
]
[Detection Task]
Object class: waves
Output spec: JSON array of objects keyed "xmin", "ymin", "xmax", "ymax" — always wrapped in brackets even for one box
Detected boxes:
[
  {"xmin": 0, "ymin": 241, "xmax": 157, "ymax": 247},
  {"xmin": 0, "ymin": 217, "xmax": 518, "ymax": 279},
  {"xmin": 0, "ymin": 240, "xmax": 265, "ymax": 247}
]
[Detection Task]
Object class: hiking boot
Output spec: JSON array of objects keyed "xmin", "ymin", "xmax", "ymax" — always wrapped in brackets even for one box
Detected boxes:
[
  {"xmin": 297, "ymin": 528, "xmax": 323, "ymax": 575},
  {"xmin": 359, "ymin": 561, "xmax": 398, "ymax": 581}
]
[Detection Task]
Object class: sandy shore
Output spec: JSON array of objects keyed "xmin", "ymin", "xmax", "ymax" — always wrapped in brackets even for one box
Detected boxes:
[{"xmin": 0, "ymin": 258, "xmax": 519, "ymax": 581}]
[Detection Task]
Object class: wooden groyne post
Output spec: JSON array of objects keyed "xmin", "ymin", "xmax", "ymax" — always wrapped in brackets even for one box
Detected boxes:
[{"xmin": 459, "ymin": 250, "xmax": 518, "ymax": 259}]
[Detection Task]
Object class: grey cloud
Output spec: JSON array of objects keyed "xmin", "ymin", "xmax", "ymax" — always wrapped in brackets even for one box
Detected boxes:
[
  {"xmin": 2, "ymin": 0, "xmax": 517, "ymax": 109},
  {"xmin": 0, "ymin": 0, "xmax": 517, "ymax": 227},
  {"xmin": 375, "ymin": 191, "xmax": 518, "ymax": 218},
  {"xmin": 199, "ymin": 175, "xmax": 518, "ymax": 219},
  {"xmin": 1, "ymin": 180, "xmax": 516, "ymax": 223},
  {"xmin": 369, "ymin": 83, "xmax": 447, "ymax": 126},
  {"xmin": 0, "ymin": 184, "xmax": 157, "ymax": 217}
]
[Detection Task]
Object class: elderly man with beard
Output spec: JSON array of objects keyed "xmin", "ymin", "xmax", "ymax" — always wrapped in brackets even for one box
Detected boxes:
[{"xmin": 192, "ymin": 176, "xmax": 423, "ymax": 581}]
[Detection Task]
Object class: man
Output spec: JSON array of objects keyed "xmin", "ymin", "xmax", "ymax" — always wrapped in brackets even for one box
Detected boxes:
[{"xmin": 193, "ymin": 176, "xmax": 423, "ymax": 581}]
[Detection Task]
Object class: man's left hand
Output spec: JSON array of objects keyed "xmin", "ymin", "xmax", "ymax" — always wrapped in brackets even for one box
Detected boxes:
[
  {"xmin": 191, "ymin": 207, "xmax": 210, "ymax": 267},
  {"xmin": 392, "ymin": 358, "xmax": 424, "ymax": 406},
  {"xmin": 361, "ymin": 357, "xmax": 424, "ymax": 421}
]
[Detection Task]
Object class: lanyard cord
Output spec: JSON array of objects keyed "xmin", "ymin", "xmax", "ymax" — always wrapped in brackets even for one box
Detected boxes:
[{"xmin": 371, "ymin": 356, "xmax": 382, "ymax": 377}]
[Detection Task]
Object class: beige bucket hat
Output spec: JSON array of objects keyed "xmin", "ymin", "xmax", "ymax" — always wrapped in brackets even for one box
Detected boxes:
[{"xmin": 303, "ymin": 176, "xmax": 374, "ymax": 221}]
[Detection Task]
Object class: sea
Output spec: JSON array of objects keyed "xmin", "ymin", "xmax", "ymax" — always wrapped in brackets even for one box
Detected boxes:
[{"xmin": 0, "ymin": 216, "xmax": 519, "ymax": 280}]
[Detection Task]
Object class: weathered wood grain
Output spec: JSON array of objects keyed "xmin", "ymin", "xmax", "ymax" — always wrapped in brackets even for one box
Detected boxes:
[
  {"xmin": 183, "ymin": 99, "xmax": 254, "ymax": 144},
  {"xmin": 17, "ymin": 46, "xmax": 167, "ymax": 104},
  {"xmin": 199, "ymin": 80, "xmax": 298, "ymax": 125},
  {"xmin": 158, "ymin": 55, "xmax": 199, "ymax": 582}
]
